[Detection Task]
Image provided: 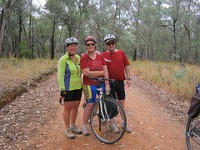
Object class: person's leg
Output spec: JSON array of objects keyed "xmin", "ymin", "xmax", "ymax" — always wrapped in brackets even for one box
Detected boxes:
[
  {"xmin": 82, "ymin": 103, "xmax": 94, "ymax": 135},
  {"xmin": 70, "ymin": 89, "xmax": 82, "ymax": 134},
  {"xmin": 63, "ymin": 102, "xmax": 73, "ymax": 128},
  {"xmin": 116, "ymin": 81, "xmax": 132, "ymax": 133},
  {"xmin": 118, "ymin": 100, "xmax": 125, "ymax": 107},
  {"xmin": 71, "ymin": 101, "xmax": 82, "ymax": 134},
  {"xmin": 82, "ymin": 85, "xmax": 96, "ymax": 136},
  {"xmin": 63, "ymin": 102, "xmax": 75, "ymax": 138},
  {"xmin": 71, "ymin": 101, "xmax": 80, "ymax": 125},
  {"xmin": 110, "ymin": 82, "xmax": 117, "ymax": 99}
]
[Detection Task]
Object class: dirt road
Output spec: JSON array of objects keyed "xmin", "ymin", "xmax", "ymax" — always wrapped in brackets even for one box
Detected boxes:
[{"xmin": 0, "ymin": 73, "xmax": 188, "ymax": 150}]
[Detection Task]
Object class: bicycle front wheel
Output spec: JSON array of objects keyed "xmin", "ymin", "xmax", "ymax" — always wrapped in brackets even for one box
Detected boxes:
[
  {"xmin": 90, "ymin": 97, "xmax": 127, "ymax": 144},
  {"xmin": 186, "ymin": 115, "xmax": 200, "ymax": 150}
]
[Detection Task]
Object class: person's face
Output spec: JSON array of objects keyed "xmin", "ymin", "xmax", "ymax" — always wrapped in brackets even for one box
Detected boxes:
[
  {"xmin": 85, "ymin": 41, "xmax": 96, "ymax": 53},
  {"xmin": 106, "ymin": 40, "xmax": 116, "ymax": 52},
  {"xmin": 66, "ymin": 44, "xmax": 78, "ymax": 56}
]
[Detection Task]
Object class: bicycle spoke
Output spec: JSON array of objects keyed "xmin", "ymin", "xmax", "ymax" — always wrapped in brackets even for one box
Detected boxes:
[
  {"xmin": 186, "ymin": 115, "xmax": 200, "ymax": 150},
  {"xmin": 90, "ymin": 97, "xmax": 126, "ymax": 144}
]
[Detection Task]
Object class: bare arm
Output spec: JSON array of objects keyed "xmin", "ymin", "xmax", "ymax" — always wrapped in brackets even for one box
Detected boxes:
[
  {"xmin": 103, "ymin": 65, "xmax": 109, "ymax": 86},
  {"xmin": 103, "ymin": 65, "xmax": 110, "ymax": 93},
  {"xmin": 82, "ymin": 68, "xmax": 104, "ymax": 78},
  {"xmin": 125, "ymin": 65, "xmax": 131, "ymax": 87}
]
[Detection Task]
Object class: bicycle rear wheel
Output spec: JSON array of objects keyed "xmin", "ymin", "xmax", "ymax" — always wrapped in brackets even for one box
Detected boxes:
[
  {"xmin": 186, "ymin": 115, "xmax": 200, "ymax": 150},
  {"xmin": 90, "ymin": 97, "xmax": 127, "ymax": 144}
]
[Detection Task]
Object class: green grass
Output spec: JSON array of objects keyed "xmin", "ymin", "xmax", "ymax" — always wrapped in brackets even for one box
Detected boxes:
[
  {"xmin": 130, "ymin": 60, "xmax": 200, "ymax": 101},
  {"xmin": 0, "ymin": 58, "xmax": 57, "ymax": 87}
]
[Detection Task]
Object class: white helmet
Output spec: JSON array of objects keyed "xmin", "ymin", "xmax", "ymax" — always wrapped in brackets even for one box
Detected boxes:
[
  {"xmin": 104, "ymin": 34, "xmax": 116, "ymax": 43},
  {"xmin": 65, "ymin": 37, "xmax": 78, "ymax": 46}
]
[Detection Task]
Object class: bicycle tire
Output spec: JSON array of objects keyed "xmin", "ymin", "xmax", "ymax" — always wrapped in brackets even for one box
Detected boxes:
[
  {"xmin": 186, "ymin": 115, "xmax": 200, "ymax": 150},
  {"xmin": 90, "ymin": 96, "xmax": 127, "ymax": 144}
]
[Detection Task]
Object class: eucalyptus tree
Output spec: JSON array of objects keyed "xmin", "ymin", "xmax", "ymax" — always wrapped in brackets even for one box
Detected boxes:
[
  {"xmin": 142, "ymin": 0, "xmax": 200, "ymax": 63},
  {"xmin": 179, "ymin": 0, "xmax": 199, "ymax": 63},
  {"xmin": 45, "ymin": 0, "xmax": 63, "ymax": 59},
  {"xmin": 0, "ymin": 0, "xmax": 21, "ymax": 57},
  {"xmin": 84, "ymin": 0, "xmax": 135, "ymax": 52},
  {"xmin": 191, "ymin": 0, "xmax": 200, "ymax": 63},
  {"xmin": 32, "ymin": 14, "xmax": 52, "ymax": 58},
  {"xmin": 45, "ymin": 0, "xmax": 90, "ymax": 58},
  {"xmin": 12, "ymin": 0, "xmax": 37, "ymax": 58}
]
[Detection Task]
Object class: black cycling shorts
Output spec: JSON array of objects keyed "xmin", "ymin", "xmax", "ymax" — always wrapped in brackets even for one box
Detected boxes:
[
  {"xmin": 110, "ymin": 80, "xmax": 125, "ymax": 100},
  {"xmin": 64, "ymin": 89, "xmax": 82, "ymax": 102}
]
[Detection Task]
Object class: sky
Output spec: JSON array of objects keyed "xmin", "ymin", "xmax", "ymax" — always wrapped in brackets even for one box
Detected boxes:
[{"xmin": 32, "ymin": 0, "xmax": 46, "ymax": 8}]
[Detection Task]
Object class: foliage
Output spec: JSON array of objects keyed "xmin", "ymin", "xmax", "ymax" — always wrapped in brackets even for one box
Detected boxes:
[
  {"xmin": 19, "ymin": 41, "xmax": 32, "ymax": 59},
  {"xmin": 0, "ymin": 0, "xmax": 200, "ymax": 64},
  {"xmin": 130, "ymin": 60, "xmax": 200, "ymax": 100}
]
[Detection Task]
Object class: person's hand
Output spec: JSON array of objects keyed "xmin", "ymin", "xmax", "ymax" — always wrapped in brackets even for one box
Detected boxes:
[
  {"xmin": 125, "ymin": 79, "xmax": 131, "ymax": 88},
  {"xmin": 60, "ymin": 90, "xmax": 67, "ymax": 97}
]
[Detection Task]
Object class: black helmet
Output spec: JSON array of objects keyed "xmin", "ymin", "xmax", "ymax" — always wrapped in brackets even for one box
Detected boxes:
[
  {"xmin": 65, "ymin": 37, "xmax": 78, "ymax": 46},
  {"xmin": 104, "ymin": 34, "xmax": 116, "ymax": 43}
]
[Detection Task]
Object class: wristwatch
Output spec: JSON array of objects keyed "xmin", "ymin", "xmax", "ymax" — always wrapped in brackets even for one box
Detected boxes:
[{"xmin": 125, "ymin": 78, "xmax": 131, "ymax": 80}]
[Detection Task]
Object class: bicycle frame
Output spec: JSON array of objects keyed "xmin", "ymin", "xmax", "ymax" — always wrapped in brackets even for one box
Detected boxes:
[{"xmin": 96, "ymin": 85, "xmax": 110, "ymax": 121}]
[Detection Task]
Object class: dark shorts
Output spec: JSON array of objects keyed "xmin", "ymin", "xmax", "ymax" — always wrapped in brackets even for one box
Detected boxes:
[
  {"xmin": 64, "ymin": 89, "xmax": 82, "ymax": 102},
  {"xmin": 110, "ymin": 80, "xmax": 125, "ymax": 100}
]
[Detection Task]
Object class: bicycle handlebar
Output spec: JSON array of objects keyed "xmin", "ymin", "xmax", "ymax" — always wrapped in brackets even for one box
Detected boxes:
[{"xmin": 89, "ymin": 77, "xmax": 115, "ymax": 83}]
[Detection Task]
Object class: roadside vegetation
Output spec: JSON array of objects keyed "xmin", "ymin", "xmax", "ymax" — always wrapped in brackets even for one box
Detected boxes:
[
  {"xmin": 0, "ymin": 58, "xmax": 57, "ymax": 87},
  {"xmin": 0, "ymin": 59, "xmax": 199, "ymax": 106},
  {"xmin": 130, "ymin": 61, "xmax": 200, "ymax": 101}
]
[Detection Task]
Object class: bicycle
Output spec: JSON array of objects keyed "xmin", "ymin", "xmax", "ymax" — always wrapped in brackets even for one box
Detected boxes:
[
  {"xmin": 87, "ymin": 77, "xmax": 127, "ymax": 144},
  {"xmin": 186, "ymin": 96, "xmax": 200, "ymax": 150}
]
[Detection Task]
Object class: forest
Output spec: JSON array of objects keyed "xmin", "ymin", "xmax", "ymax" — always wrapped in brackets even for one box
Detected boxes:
[{"xmin": 0, "ymin": 0, "xmax": 200, "ymax": 63}]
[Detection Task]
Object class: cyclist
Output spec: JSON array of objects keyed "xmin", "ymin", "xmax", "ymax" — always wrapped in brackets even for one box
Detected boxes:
[
  {"xmin": 188, "ymin": 82, "xmax": 200, "ymax": 118},
  {"xmin": 57, "ymin": 37, "xmax": 82, "ymax": 139},
  {"xmin": 194, "ymin": 82, "xmax": 200, "ymax": 99},
  {"xmin": 80, "ymin": 35, "xmax": 110, "ymax": 136},
  {"xmin": 101, "ymin": 34, "xmax": 132, "ymax": 133}
]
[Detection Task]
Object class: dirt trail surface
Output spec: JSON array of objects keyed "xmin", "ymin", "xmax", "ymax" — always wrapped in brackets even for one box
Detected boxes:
[{"xmin": 0, "ymin": 73, "xmax": 190, "ymax": 150}]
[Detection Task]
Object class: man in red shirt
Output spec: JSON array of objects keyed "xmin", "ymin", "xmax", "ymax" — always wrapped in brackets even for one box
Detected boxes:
[{"xmin": 101, "ymin": 34, "xmax": 132, "ymax": 133}]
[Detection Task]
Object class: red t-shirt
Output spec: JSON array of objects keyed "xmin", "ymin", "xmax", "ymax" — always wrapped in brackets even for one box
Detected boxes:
[
  {"xmin": 101, "ymin": 50, "xmax": 129, "ymax": 80},
  {"xmin": 80, "ymin": 53, "xmax": 106, "ymax": 85}
]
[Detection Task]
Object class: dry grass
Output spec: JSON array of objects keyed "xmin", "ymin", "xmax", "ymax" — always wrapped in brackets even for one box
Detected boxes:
[
  {"xmin": 0, "ymin": 58, "xmax": 57, "ymax": 88},
  {"xmin": 1, "ymin": 58, "xmax": 199, "ymax": 101},
  {"xmin": 130, "ymin": 60, "xmax": 200, "ymax": 101}
]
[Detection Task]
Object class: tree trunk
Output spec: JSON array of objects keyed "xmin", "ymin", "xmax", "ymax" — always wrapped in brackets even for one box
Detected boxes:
[
  {"xmin": 51, "ymin": 16, "xmax": 56, "ymax": 59},
  {"xmin": 0, "ymin": 2, "xmax": 10, "ymax": 57},
  {"xmin": 0, "ymin": 0, "xmax": 18, "ymax": 57},
  {"xmin": 29, "ymin": 0, "xmax": 33, "ymax": 59},
  {"xmin": 134, "ymin": 0, "xmax": 141, "ymax": 61}
]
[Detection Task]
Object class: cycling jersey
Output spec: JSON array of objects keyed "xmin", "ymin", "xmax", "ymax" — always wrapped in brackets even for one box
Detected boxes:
[
  {"xmin": 80, "ymin": 53, "xmax": 106, "ymax": 85},
  {"xmin": 101, "ymin": 50, "xmax": 129, "ymax": 80},
  {"xmin": 57, "ymin": 52, "xmax": 82, "ymax": 91}
]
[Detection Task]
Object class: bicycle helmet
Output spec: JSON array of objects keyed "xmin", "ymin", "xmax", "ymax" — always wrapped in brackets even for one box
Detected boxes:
[
  {"xmin": 84, "ymin": 35, "xmax": 97, "ymax": 45},
  {"xmin": 65, "ymin": 37, "xmax": 78, "ymax": 46},
  {"xmin": 196, "ymin": 82, "xmax": 200, "ymax": 95},
  {"xmin": 104, "ymin": 34, "xmax": 116, "ymax": 43}
]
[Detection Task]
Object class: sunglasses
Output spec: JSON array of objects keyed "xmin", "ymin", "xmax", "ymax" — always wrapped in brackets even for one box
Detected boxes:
[
  {"xmin": 106, "ymin": 42, "xmax": 115, "ymax": 46},
  {"xmin": 86, "ymin": 43, "xmax": 95, "ymax": 46}
]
